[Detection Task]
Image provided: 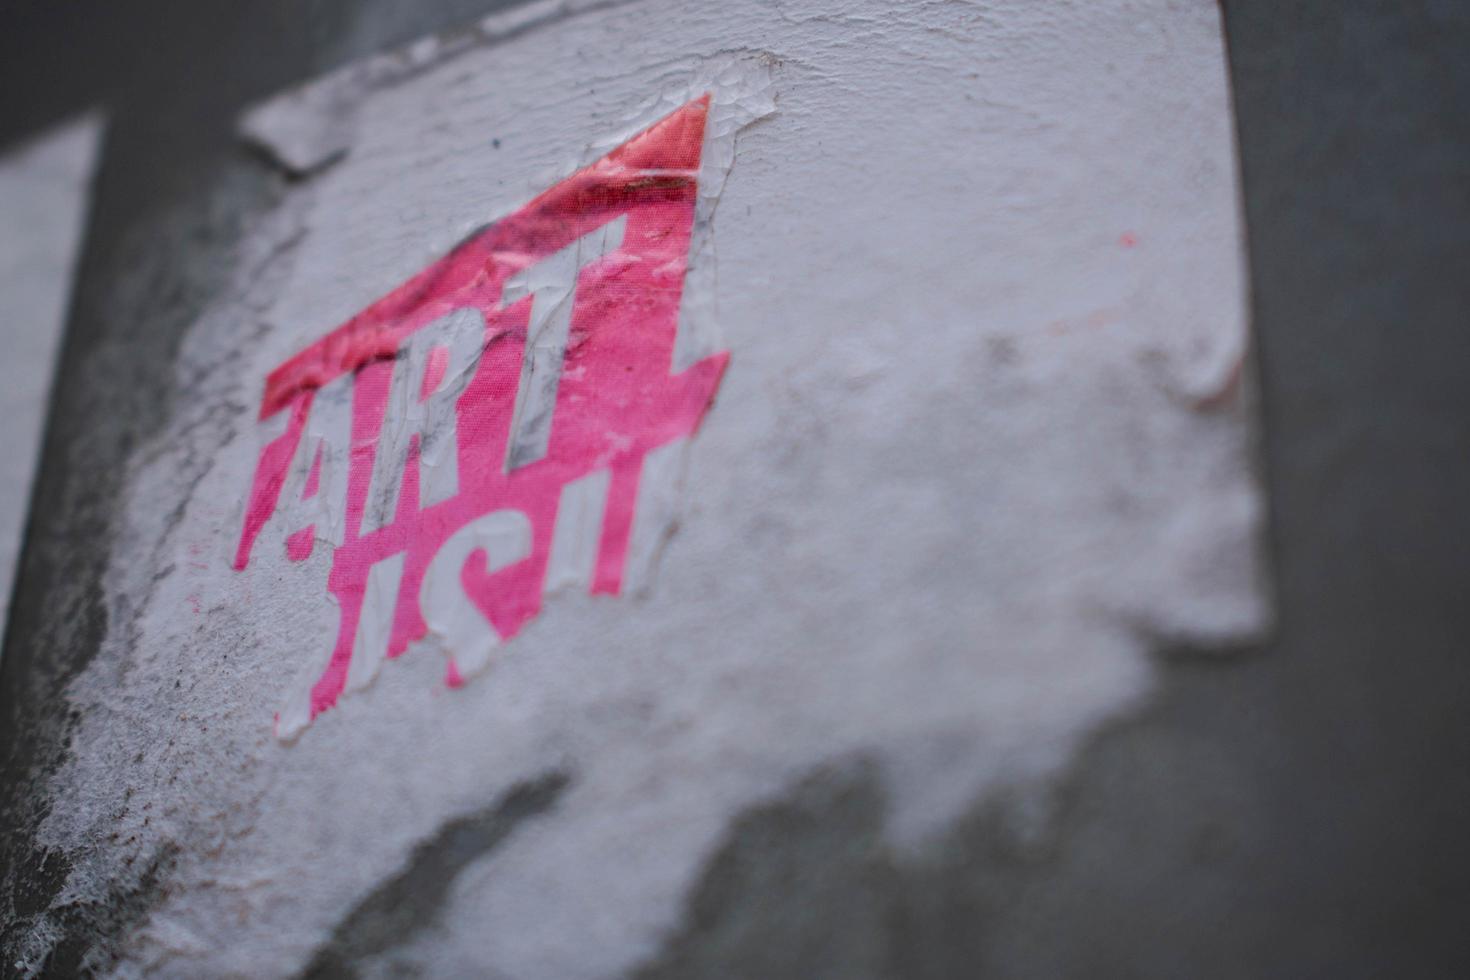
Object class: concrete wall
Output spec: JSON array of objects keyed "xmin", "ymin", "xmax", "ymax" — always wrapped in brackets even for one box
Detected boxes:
[{"xmin": 2, "ymin": 1, "xmax": 1468, "ymax": 978}]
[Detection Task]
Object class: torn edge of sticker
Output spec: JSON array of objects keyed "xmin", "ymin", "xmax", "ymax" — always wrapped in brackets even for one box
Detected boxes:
[
  {"xmin": 537, "ymin": 55, "xmax": 774, "ymax": 590},
  {"xmin": 668, "ymin": 55, "xmax": 777, "ymax": 372},
  {"xmin": 244, "ymin": 52, "xmax": 772, "ymax": 572},
  {"xmin": 238, "ymin": 0, "xmax": 634, "ymax": 175},
  {"xmin": 253, "ymin": 71, "xmax": 770, "ymax": 736}
]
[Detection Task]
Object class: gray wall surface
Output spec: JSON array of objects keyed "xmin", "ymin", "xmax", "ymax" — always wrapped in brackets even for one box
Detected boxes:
[{"xmin": 1, "ymin": 1, "xmax": 1468, "ymax": 977}]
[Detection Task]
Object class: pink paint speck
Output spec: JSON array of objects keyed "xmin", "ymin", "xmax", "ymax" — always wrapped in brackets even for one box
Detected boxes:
[
  {"xmin": 421, "ymin": 346, "xmax": 450, "ymax": 401},
  {"xmin": 285, "ymin": 527, "xmax": 315, "ymax": 562}
]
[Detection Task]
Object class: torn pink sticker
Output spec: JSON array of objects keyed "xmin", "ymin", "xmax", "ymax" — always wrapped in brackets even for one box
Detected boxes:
[{"xmin": 233, "ymin": 96, "xmax": 727, "ymax": 736}]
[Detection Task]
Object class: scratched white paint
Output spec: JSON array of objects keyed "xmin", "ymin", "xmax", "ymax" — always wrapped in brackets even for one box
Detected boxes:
[
  {"xmin": 0, "ymin": 114, "xmax": 102, "ymax": 639},
  {"xmin": 30, "ymin": 1, "xmax": 1267, "ymax": 977}
]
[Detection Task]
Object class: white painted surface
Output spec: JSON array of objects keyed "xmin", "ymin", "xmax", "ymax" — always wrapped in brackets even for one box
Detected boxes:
[
  {"xmin": 30, "ymin": 2, "xmax": 1267, "ymax": 977},
  {"xmin": 0, "ymin": 114, "xmax": 102, "ymax": 637},
  {"xmin": 363, "ymin": 307, "xmax": 489, "ymax": 531}
]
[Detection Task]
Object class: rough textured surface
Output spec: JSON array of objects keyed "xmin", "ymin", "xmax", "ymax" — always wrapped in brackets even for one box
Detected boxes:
[
  {"xmin": 301, "ymin": 771, "xmax": 571, "ymax": 979},
  {"xmin": 6, "ymin": 2, "xmax": 1265, "ymax": 977},
  {"xmin": 0, "ymin": 4, "xmax": 534, "ymax": 975},
  {"xmin": 2, "ymin": 1, "xmax": 1466, "ymax": 979}
]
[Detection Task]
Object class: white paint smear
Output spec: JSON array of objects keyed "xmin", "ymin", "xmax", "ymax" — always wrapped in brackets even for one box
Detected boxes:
[
  {"xmin": 502, "ymin": 213, "xmax": 627, "ymax": 471},
  {"xmin": 0, "ymin": 113, "xmax": 103, "ymax": 640},
  {"xmin": 32, "ymin": 2, "xmax": 1268, "ymax": 978}
]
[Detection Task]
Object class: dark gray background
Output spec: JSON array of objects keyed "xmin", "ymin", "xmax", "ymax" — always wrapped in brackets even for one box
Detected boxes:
[{"xmin": 1, "ymin": 1, "xmax": 1466, "ymax": 976}]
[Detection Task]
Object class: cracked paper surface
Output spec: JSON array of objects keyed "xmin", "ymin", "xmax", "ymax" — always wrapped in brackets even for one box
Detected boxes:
[{"xmin": 29, "ymin": 1, "xmax": 1267, "ymax": 977}]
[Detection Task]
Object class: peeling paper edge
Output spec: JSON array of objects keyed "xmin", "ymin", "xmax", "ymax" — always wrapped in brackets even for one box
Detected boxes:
[
  {"xmin": 1152, "ymin": 0, "xmax": 1275, "ymax": 651},
  {"xmin": 238, "ymin": 0, "xmax": 638, "ymax": 176}
]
